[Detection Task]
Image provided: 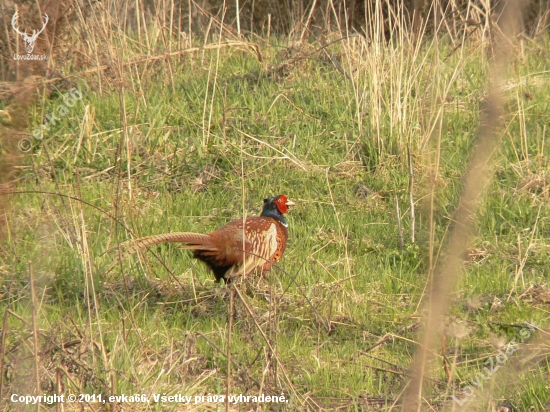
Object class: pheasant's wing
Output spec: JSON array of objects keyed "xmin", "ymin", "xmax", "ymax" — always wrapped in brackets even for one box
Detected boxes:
[
  {"xmin": 222, "ymin": 218, "xmax": 279, "ymax": 280},
  {"xmin": 194, "ymin": 223, "xmax": 251, "ymax": 268},
  {"xmin": 105, "ymin": 232, "xmax": 215, "ymax": 271}
]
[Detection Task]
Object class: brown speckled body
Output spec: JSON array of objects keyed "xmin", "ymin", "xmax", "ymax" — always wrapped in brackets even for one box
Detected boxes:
[{"xmin": 194, "ymin": 216, "xmax": 288, "ymax": 281}]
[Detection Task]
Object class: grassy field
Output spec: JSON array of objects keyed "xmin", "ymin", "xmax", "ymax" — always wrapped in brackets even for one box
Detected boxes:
[{"xmin": 1, "ymin": 2, "xmax": 550, "ymax": 411}]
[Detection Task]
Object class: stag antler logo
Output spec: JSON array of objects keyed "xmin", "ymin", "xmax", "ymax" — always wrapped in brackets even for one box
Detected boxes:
[{"xmin": 12, "ymin": 11, "xmax": 49, "ymax": 54}]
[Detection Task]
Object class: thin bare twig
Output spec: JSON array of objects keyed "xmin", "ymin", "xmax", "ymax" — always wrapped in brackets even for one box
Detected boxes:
[
  {"xmin": 30, "ymin": 262, "xmax": 40, "ymax": 407},
  {"xmin": 395, "ymin": 195, "xmax": 404, "ymax": 249},
  {"xmin": 225, "ymin": 286, "xmax": 234, "ymax": 412},
  {"xmin": 232, "ymin": 284, "xmax": 320, "ymax": 409},
  {"xmin": 408, "ymin": 145, "xmax": 416, "ymax": 243}
]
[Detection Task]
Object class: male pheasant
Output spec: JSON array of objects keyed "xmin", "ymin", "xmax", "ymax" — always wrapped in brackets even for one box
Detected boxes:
[{"xmin": 114, "ymin": 195, "xmax": 295, "ymax": 282}]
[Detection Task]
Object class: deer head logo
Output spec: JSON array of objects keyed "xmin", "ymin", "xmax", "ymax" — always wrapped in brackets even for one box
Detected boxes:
[{"xmin": 12, "ymin": 11, "xmax": 49, "ymax": 54}]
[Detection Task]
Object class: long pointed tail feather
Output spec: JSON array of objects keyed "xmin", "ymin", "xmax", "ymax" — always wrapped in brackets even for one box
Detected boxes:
[
  {"xmin": 105, "ymin": 232, "xmax": 216, "ymax": 272},
  {"xmin": 124, "ymin": 232, "xmax": 215, "ymax": 255}
]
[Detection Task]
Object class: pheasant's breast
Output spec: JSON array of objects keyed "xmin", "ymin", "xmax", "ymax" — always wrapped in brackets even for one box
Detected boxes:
[{"xmin": 245, "ymin": 221, "xmax": 278, "ymax": 261}]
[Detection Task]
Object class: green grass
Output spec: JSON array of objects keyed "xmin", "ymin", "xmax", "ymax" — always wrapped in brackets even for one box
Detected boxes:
[{"xmin": 2, "ymin": 19, "xmax": 550, "ymax": 412}]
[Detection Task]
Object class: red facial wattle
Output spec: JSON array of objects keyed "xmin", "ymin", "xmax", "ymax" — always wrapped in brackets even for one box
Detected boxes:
[{"xmin": 274, "ymin": 195, "xmax": 295, "ymax": 214}]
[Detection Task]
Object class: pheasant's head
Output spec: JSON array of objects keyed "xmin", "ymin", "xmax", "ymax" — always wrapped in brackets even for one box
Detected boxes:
[{"xmin": 261, "ymin": 195, "xmax": 295, "ymax": 225}]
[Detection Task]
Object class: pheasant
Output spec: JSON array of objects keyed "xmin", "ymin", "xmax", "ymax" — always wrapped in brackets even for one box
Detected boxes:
[{"xmin": 113, "ymin": 195, "xmax": 295, "ymax": 282}]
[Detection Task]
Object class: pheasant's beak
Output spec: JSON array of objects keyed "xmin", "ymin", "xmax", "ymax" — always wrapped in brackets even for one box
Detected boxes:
[{"xmin": 285, "ymin": 200, "xmax": 296, "ymax": 206}]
